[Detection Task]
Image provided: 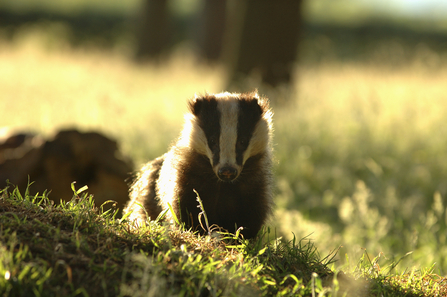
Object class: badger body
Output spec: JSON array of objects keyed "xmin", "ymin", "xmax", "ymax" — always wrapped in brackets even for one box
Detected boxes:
[{"xmin": 124, "ymin": 92, "xmax": 273, "ymax": 239}]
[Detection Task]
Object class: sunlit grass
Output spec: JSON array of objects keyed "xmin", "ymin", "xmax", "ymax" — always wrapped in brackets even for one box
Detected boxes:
[
  {"xmin": 275, "ymin": 62, "xmax": 447, "ymax": 274},
  {"xmin": 2, "ymin": 180, "xmax": 446, "ymax": 296},
  {"xmin": 0, "ymin": 34, "xmax": 225, "ymax": 164},
  {"xmin": 1, "ymin": 31, "xmax": 447, "ymax": 278},
  {"xmin": 0, "ymin": 185, "xmax": 340, "ymax": 296}
]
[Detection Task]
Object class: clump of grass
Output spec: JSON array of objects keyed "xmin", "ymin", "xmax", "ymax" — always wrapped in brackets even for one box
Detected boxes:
[
  {"xmin": 0, "ymin": 184, "xmax": 161, "ymax": 296},
  {"xmin": 345, "ymin": 251, "xmax": 447, "ymax": 296}
]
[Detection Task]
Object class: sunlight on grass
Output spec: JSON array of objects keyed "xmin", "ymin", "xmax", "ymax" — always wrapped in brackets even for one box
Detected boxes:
[
  {"xmin": 274, "ymin": 61, "xmax": 447, "ymax": 273},
  {"xmin": 1, "ymin": 185, "xmax": 344, "ymax": 296},
  {"xmin": 1, "ymin": 31, "xmax": 447, "ymax": 277},
  {"xmin": 0, "ymin": 34, "xmax": 225, "ymax": 164}
]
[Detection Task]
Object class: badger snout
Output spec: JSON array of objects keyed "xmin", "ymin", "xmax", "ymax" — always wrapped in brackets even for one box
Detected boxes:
[{"xmin": 217, "ymin": 166, "xmax": 238, "ymax": 182}]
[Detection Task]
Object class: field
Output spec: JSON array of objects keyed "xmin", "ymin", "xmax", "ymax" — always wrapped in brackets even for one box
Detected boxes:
[
  {"xmin": 1, "ymin": 25, "xmax": 447, "ymax": 293},
  {"xmin": 275, "ymin": 61, "xmax": 447, "ymax": 272}
]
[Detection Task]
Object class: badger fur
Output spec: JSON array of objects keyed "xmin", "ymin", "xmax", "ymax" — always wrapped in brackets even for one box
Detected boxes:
[{"xmin": 124, "ymin": 91, "xmax": 273, "ymax": 239}]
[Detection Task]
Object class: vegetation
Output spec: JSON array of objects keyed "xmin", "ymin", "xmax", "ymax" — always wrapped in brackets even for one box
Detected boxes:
[
  {"xmin": 1, "ymin": 185, "xmax": 446, "ymax": 296},
  {"xmin": 0, "ymin": 184, "xmax": 337, "ymax": 296},
  {"xmin": 1, "ymin": 6, "xmax": 447, "ymax": 294}
]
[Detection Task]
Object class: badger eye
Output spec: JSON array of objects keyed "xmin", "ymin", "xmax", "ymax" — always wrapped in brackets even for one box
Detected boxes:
[
  {"xmin": 238, "ymin": 137, "xmax": 248, "ymax": 147},
  {"xmin": 208, "ymin": 136, "xmax": 218, "ymax": 148}
]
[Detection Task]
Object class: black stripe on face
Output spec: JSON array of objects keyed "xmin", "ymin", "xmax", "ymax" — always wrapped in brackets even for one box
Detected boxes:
[
  {"xmin": 190, "ymin": 96, "xmax": 221, "ymax": 166},
  {"xmin": 236, "ymin": 98, "xmax": 263, "ymax": 165}
]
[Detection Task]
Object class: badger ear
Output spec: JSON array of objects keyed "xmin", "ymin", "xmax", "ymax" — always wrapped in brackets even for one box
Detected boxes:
[
  {"xmin": 188, "ymin": 97, "xmax": 203, "ymax": 116},
  {"xmin": 254, "ymin": 96, "xmax": 270, "ymax": 116},
  {"xmin": 189, "ymin": 95, "xmax": 218, "ymax": 116},
  {"xmin": 251, "ymin": 98, "xmax": 264, "ymax": 116},
  {"xmin": 240, "ymin": 92, "xmax": 266, "ymax": 117}
]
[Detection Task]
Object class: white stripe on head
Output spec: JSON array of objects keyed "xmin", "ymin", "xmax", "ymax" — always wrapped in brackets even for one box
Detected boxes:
[
  {"xmin": 242, "ymin": 97, "xmax": 273, "ymax": 164},
  {"xmin": 217, "ymin": 97, "xmax": 239, "ymax": 167},
  {"xmin": 243, "ymin": 119, "xmax": 269, "ymax": 163},
  {"xmin": 178, "ymin": 113, "xmax": 211, "ymax": 157}
]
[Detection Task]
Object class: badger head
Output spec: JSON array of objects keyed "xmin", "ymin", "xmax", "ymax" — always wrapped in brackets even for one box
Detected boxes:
[{"xmin": 179, "ymin": 92, "xmax": 273, "ymax": 182}]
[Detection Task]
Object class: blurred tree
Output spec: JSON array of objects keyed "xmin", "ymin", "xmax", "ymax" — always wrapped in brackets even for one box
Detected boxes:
[
  {"xmin": 227, "ymin": 0, "xmax": 302, "ymax": 88},
  {"xmin": 135, "ymin": 0, "xmax": 170, "ymax": 61},
  {"xmin": 134, "ymin": 0, "xmax": 302, "ymax": 88},
  {"xmin": 197, "ymin": 0, "xmax": 228, "ymax": 62}
]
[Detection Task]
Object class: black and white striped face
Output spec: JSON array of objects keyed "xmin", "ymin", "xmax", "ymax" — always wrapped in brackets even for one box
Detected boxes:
[{"xmin": 182, "ymin": 92, "xmax": 272, "ymax": 182}]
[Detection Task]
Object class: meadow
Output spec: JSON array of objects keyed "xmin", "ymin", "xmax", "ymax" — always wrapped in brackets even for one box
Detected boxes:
[{"xmin": 1, "ymin": 25, "xmax": 447, "ymax": 285}]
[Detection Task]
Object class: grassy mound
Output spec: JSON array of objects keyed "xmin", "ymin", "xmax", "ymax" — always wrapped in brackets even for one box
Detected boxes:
[{"xmin": 1, "ymin": 185, "xmax": 445, "ymax": 296}]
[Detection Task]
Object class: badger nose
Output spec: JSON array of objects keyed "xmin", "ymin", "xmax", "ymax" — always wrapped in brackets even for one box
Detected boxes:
[{"xmin": 218, "ymin": 166, "xmax": 238, "ymax": 181}]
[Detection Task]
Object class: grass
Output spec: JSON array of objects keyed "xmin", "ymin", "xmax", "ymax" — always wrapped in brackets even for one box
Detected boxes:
[
  {"xmin": 1, "ymin": 185, "xmax": 446, "ymax": 296},
  {"xmin": 0, "ymin": 30, "xmax": 223, "ymax": 163},
  {"xmin": 2, "ymin": 28, "xmax": 447, "ymax": 294},
  {"xmin": 273, "ymin": 62, "xmax": 447, "ymax": 273},
  {"xmin": 0, "ymin": 185, "xmax": 333, "ymax": 296}
]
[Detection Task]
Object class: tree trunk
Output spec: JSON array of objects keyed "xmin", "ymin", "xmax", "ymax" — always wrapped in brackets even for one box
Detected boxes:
[
  {"xmin": 197, "ymin": 0, "xmax": 228, "ymax": 62},
  {"xmin": 227, "ymin": 0, "xmax": 302, "ymax": 87},
  {"xmin": 135, "ymin": 0, "xmax": 170, "ymax": 61}
]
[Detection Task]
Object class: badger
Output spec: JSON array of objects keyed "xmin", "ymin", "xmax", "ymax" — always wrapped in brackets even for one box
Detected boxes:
[{"xmin": 124, "ymin": 91, "xmax": 273, "ymax": 239}]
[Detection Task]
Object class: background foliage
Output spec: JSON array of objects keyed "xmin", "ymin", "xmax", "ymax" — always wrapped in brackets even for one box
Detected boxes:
[{"xmin": 1, "ymin": 0, "xmax": 447, "ymax": 277}]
